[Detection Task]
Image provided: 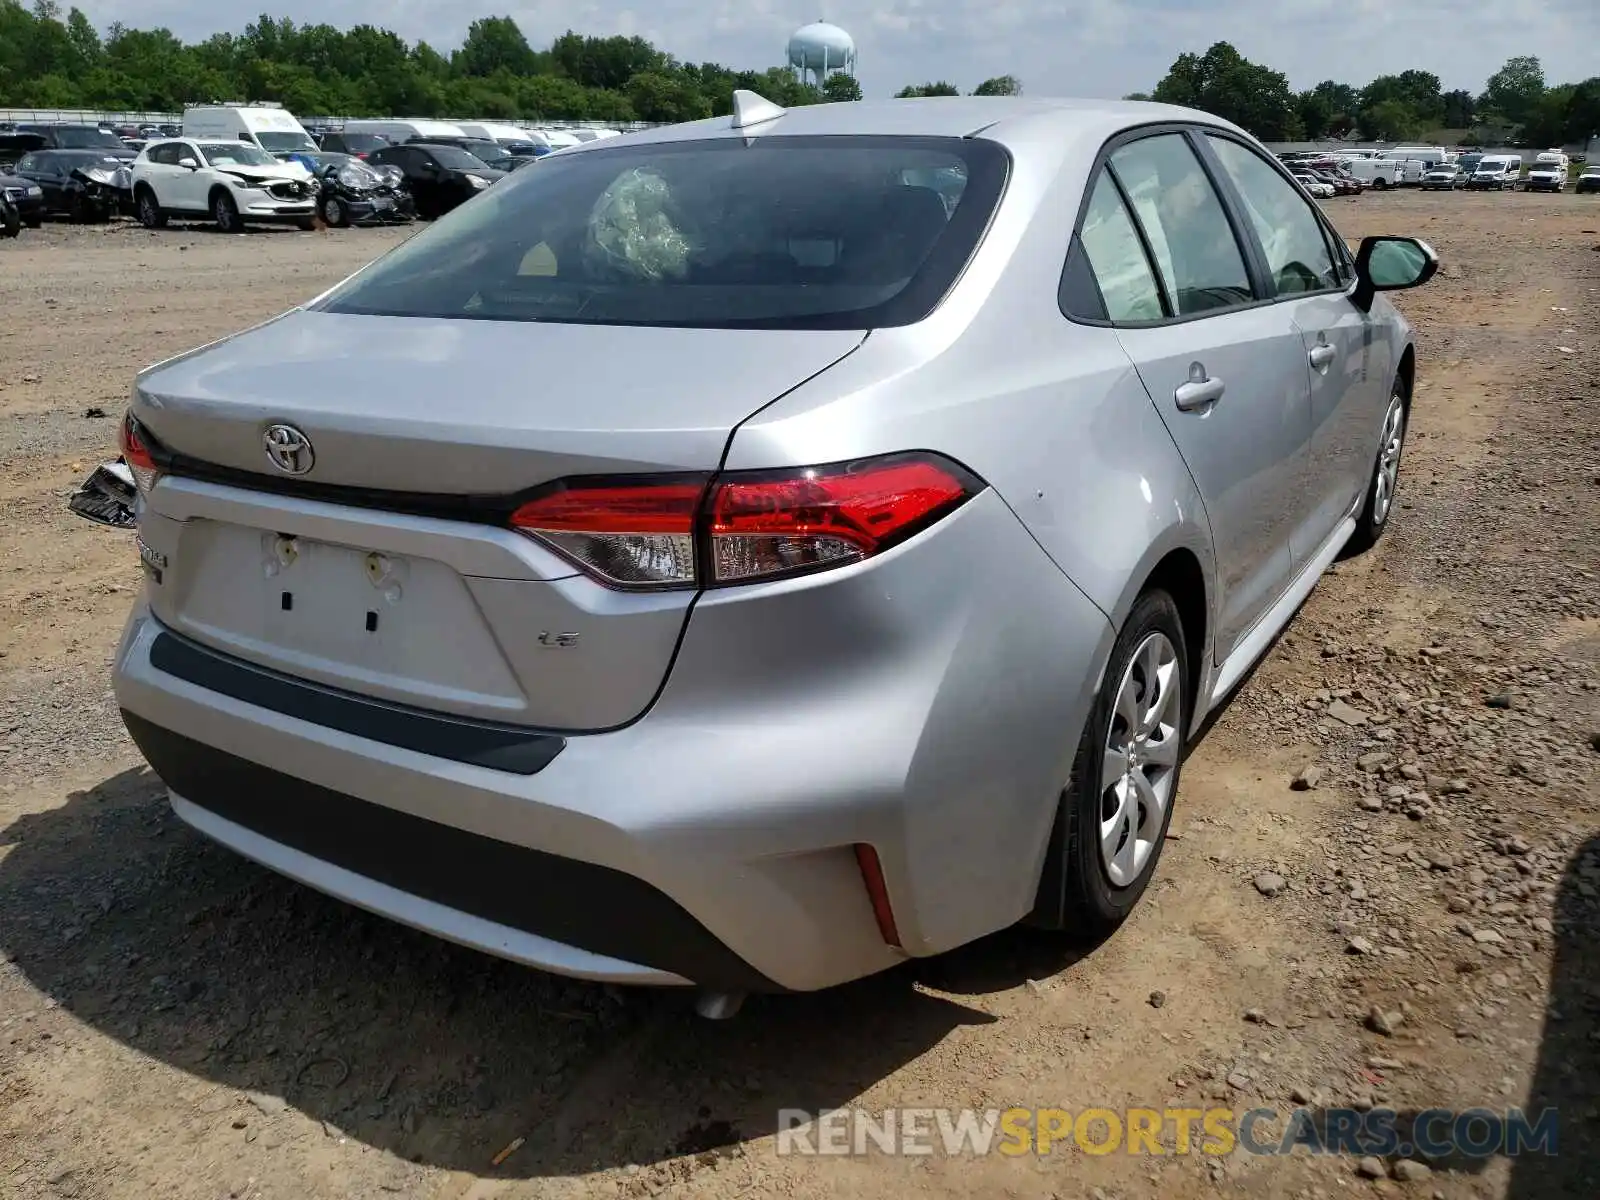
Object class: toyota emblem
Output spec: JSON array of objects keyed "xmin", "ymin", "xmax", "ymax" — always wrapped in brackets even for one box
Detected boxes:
[{"xmin": 263, "ymin": 424, "xmax": 314, "ymax": 475}]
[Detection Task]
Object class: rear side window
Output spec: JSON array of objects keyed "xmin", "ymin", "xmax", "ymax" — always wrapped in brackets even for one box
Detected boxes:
[
  {"xmin": 1074, "ymin": 173, "xmax": 1164, "ymax": 321},
  {"xmin": 1205, "ymin": 135, "xmax": 1342, "ymax": 296},
  {"xmin": 315, "ymin": 135, "xmax": 1009, "ymax": 330},
  {"xmin": 1107, "ymin": 134, "xmax": 1254, "ymax": 316}
]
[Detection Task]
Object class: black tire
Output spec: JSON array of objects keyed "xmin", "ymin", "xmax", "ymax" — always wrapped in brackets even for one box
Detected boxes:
[
  {"xmin": 318, "ymin": 195, "xmax": 349, "ymax": 228},
  {"xmin": 1029, "ymin": 589, "xmax": 1188, "ymax": 935},
  {"xmin": 135, "ymin": 187, "xmax": 166, "ymax": 230},
  {"xmin": 212, "ymin": 189, "xmax": 240, "ymax": 233},
  {"xmin": 1372, "ymin": 177, "xmax": 1388, "ymax": 191},
  {"xmin": 1345, "ymin": 384, "xmax": 1408, "ymax": 555}
]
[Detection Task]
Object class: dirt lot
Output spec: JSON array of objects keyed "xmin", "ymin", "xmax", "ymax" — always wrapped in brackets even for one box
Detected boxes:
[{"xmin": 1, "ymin": 196, "xmax": 1597, "ymax": 1200}]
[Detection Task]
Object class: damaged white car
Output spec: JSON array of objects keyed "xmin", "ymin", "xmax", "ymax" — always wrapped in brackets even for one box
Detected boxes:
[{"xmin": 131, "ymin": 138, "xmax": 318, "ymax": 232}]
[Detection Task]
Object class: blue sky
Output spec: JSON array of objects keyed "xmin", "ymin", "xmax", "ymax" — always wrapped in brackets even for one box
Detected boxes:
[{"xmin": 95, "ymin": 0, "xmax": 1600, "ymax": 98}]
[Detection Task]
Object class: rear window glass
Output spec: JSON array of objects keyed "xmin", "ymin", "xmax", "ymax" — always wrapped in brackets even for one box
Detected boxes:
[
  {"xmin": 51, "ymin": 126, "xmax": 126, "ymax": 150},
  {"xmin": 421, "ymin": 146, "xmax": 489, "ymax": 170},
  {"xmin": 315, "ymin": 135, "xmax": 1008, "ymax": 330}
]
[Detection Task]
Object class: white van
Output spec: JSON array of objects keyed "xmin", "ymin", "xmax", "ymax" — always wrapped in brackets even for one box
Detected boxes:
[
  {"xmin": 1377, "ymin": 145, "xmax": 1451, "ymax": 169},
  {"xmin": 340, "ymin": 119, "xmax": 470, "ymax": 146},
  {"xmin": 1525, "ymin": 152, "xmax": 1568, "ymax": 192},
  {"xmin": 1467, "ymin": 155, "xmax": 1522, "ymax": 190},
  {"xmin": 182, "ymin": 104, "xmax": 317, "ymax": 156},
  {"xmin": 1340, "ymin": 157, "xmax": 1405, "ymax": 189}
]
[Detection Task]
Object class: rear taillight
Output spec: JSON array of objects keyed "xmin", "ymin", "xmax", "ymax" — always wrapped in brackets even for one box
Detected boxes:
[
  {"xmin": 119, "ymin": 411, "xmax": 160, "ymax": 496},
  {"xmin": 509, "ymin": 452, "xmax": 979, "ymax": 591},
  {"xmin": 509, "ymin": 479, "xmax": 703, "ymax": 588}
]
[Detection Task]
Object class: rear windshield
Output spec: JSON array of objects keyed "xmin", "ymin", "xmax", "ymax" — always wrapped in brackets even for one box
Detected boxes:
[
  {"xmin": 49, "ymin": 126, "xmax": 125, "ymax": 150},
  {"xmin": 315, "ymin": 135, "xmax": 1008, "ymax": 330},
  {"xmin": 420, "ymin": 145, "xmax": 489, "ymax": 170},
  {"xmin": 257, "ymin": 130, "xmax": 316, "ymax": 153},
  {"xmin": 339, "ymin": 133, "xmax": 390, "ymax": 152}
]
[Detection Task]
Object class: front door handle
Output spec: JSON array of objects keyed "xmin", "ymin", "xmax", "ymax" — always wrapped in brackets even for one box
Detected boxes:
[
  {"xmin": 1309, "ymin": 342, "xmax": 1337, "ymax": 371},
  {"xmin": 1174, "ymin": 364, "xmax": 1225, "ymax": 412}
]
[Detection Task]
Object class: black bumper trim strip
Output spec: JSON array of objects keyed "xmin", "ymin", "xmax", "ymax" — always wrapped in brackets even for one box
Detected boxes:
[
  {"xmin": 149, "ymin": 629, "xmax": 565, "ymax": 776},
  {"xmin": 122, "ymin": 711, "xmax": 783, "ymax": 992}
]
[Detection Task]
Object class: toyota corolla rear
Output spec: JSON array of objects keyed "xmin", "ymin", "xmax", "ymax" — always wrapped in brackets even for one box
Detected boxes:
[{"xmin": 111, "ymin": 122, "xmax": 1111, "ymax": 993}]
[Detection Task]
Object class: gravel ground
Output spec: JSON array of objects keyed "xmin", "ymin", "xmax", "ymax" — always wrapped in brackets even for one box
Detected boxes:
[{"xmin": 0, "ymin": 194, "xmax": 1597, "ymax": 1200}]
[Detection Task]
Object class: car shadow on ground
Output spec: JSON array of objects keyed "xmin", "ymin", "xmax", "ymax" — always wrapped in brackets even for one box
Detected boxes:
[
  {"xmin": 0, "ymin": 766, "xmax": 1114, "ymax": 1179},
  {"xmin": 1506, "ymin": 832, "xmax": 1599, "ymax": 1199}
]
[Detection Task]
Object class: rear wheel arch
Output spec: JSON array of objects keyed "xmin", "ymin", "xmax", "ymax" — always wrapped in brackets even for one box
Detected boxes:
[{"xmin": 1140, "ymin": 549, "xmax": 1209, "ymax": 723}]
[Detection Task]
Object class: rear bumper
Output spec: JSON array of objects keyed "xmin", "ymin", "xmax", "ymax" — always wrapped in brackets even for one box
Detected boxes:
[{"xmin": 112, "ymin": 489, "xmax": 1114, "ymax": 991}]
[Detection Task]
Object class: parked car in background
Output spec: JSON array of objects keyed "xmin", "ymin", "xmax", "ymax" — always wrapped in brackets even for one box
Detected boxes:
[
  {"xmin": 1466, "ymin": 155, "xmax": 1522, "ymax": 189},
  {"xmin": 1577, "ymin": 164, "xmax": 1600, "ymax": 194},
  {"xmin": 1308, "ymin": 168, "xmax": 1363, "ymax": 196},
  {"xmin": 528, "ymin": 128, "xmax": 584, "ymax": 151},
  {"xmin": 1340, "ymin": 157, "xmax": 1403, "ymax": 189},
  {"xmin": 366, "ymin": 142, "xmax": 504, "ymax": 219},
  {"xmin": 1421, "ymin": 153, "xmax": 1480, "ymax": 190},
  {"xmin": 0, "ymin": 164, "xmax": 44, "ymax": 227},
  {"xmin": 454, "ymin": 122, "xmax": 546, "ymax": 156},
  {"xmin": 404, "ymin": 135, "xmax": 517, "ymax": 164},
  {"xmin": 0, "ymin": 131, "xmax": 46, "ymax": 168},
  {"xmin": 283, "ymin": 150, "xmax": 415, "ymax": 226},
  {"xmin": 1293, "ymin": 172, "xmax": 1335, "ymax": 198},
  {"xmin": 99, "ymin": 94, "xmax": 1437, "ymax": 1006},
  {"xmin": 0, "ymin": 185, "xmax": 18, "ymax": 237},
  {"xmin": 341, "ymin": 119, "xmax": 470, "ymax": 147},
  {"xmin": 183, "ymin": 104, "xmax": 318, "ymax": 158},
  {"xmin": 11, "ymin": 149, "xmax": 132, "ymax": 220},
  {"xmin": 1523, "ymin": 153, "xmax": 1567, "ymax": 193},
  {"xmin": 565, "ymin": 127, "xmax": 621, "ymax": 142},
  {"xmin": 131, "ymin": 138, "xmax": 317, "ymax": 232},
  {"xmin": 14, "ymin": 123, "xmax": 136, "ymax": 160},
  {"xmin": 316, "ymin": 130, "xmax": 393, "ymax": 159}
]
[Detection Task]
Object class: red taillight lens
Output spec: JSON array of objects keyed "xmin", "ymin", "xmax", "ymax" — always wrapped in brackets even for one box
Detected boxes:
[
  {"xmin": 119, "ymin": 411, "xmax": 160, "ymax": 496},
  {"xmin": 510, "ymin": 479, "xmax": 706, "ymax": 588},
  {"xmin": 508, "ymin": 454, "xmax": 978, "ymax": 591},
  {"xmin": 709, "ymin": 455, "xmax": 973, "ymax": 584}
]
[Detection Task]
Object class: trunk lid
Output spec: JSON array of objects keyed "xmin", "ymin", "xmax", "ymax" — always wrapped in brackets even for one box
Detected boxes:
[
  {"xmin": 135, "ymin": 309, "xmax": 863, "ymax": 492},
  {"xmin": 134, "ymin": 310, "xmax": 864, "ymax": 730}
]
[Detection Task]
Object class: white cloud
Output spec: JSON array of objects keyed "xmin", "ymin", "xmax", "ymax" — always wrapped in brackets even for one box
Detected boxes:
[{"xmin": 92, "ymin": 0, "xmax": 1600, "ymax": 98}]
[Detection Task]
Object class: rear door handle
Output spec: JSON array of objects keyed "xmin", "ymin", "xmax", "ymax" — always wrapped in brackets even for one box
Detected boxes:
[
  {"xmin": 1174, "ymin": 369, "xmax": 1225, "ymax": 412},
  {"xmin": 1309, "ymin": 343, "xmax": 1337, "ymax": 370}
]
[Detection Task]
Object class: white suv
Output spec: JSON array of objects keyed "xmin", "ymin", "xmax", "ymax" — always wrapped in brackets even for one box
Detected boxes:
[{"xmin": 132, "ymin": 138, "xmax": 317, "ymax": 232}]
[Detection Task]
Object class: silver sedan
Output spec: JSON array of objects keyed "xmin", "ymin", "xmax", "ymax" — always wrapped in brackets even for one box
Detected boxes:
[{"xmin": 96, "ymin": 92, "xmax": 1436, "ymax": 1008}]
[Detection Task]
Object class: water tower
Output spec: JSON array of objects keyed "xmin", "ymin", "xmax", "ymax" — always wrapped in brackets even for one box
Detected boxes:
[{"xmin": 786, "ymin": 21, "xmax": 857, "ymax": 86}]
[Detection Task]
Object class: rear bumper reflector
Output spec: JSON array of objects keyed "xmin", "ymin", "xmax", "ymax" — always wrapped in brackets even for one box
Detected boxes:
[{"xmin": 853, "ymin": 843, "xmax": 902, "ymax": 948}]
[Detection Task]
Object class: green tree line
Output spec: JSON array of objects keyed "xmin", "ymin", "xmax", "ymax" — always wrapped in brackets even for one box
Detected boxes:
[
  {"xmin": 1138, "ymin": 42, "xmax": 1600, "ymax": 147},
  {"xmin": 0, "ymin": 3, "xmax": 1021, "ymax": 121}
]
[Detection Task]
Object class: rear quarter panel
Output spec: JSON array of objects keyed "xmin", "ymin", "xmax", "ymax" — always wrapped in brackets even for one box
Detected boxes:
[{"xmin": 726, "ymin": 111, "xmax": 1216, "ymax": 637}]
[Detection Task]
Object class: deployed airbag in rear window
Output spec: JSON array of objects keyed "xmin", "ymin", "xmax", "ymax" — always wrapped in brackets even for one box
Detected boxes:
[{"xmin": 314, "ymin": 135, "xmax": 1009, "ymax": 330}]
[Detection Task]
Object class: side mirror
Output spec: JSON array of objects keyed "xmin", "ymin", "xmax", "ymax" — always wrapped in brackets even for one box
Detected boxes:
[
  {"xmin": 1352, "ymin": 235, "xmax": 1438, "ymax": 312},
  {"xmin": 179, "ymin": 158, "xmax": 199, "ymax": 170}
]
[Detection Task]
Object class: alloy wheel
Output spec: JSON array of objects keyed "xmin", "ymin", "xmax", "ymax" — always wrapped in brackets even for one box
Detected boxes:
[
  {"xmin": 1372, "ymin": 396, "xmax": 1406, "ymax": 527},
  {"xmin": 1099, "ymin": 631, "xmax": 1181, "ymax": 887}
]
